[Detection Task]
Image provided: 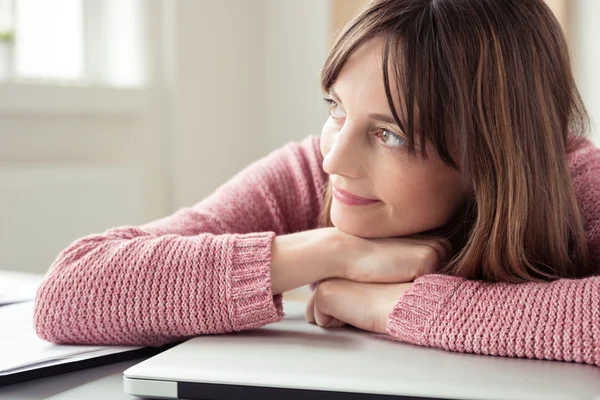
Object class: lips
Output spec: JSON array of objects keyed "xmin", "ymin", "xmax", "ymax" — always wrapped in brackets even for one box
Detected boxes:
[{"xmin": 332, "ymin": 186, "xmax": 380, "ymax": 206}]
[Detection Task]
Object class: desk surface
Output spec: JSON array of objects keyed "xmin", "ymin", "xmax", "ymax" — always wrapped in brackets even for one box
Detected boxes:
[
  {"xmin": 4, "ymin": 286, "xmax": 600, "ymax": 400},
  {"xmin": 0, "ymin": 289, "xmax": 311, "ymax": 400},
  {"xmin": 0, "ymin": 358, "xmax": 144, "ymax": 400}
]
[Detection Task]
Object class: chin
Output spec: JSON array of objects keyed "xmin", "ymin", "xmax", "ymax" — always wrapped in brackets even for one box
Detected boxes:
[
  {"xmin": 330, "ymin": 207, "xmax": 385, "ymax": 239},
  {"xmin": 329, "ymin": 203, "xmax": 438, "ymax": 239}
]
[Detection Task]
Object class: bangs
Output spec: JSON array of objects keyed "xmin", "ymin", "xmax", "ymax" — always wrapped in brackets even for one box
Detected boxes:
[{"xmin": 320, "ymin": 4, "xmax": 459, "ymax": 170}]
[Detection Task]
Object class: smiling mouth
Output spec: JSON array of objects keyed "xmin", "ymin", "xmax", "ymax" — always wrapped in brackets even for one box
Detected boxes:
[{"xmin": 332, "ymin": 186, "xmax": 380, "ymax": 206}]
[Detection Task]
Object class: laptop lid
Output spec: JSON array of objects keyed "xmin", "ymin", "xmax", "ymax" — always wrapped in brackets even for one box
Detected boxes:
[{"xmin": 124, "ymin": 301, "xmax": 600, "ymax": 400}]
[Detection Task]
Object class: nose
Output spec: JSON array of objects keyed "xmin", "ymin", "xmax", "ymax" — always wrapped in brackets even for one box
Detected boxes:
[{"xmin": 322, "ymin": 124, "xmax": 365, "ymax": 179}]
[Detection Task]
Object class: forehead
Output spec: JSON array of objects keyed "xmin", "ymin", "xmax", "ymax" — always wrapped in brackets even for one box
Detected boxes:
[
  {"xmin": 332, "ymin": 36, "xmax": 405, "ymax": 111},
  {"xmin": 340, "ymin": 36, "xmax": 385, "ymax": 80}
]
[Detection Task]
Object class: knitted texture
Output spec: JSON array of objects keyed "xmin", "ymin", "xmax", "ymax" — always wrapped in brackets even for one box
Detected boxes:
[
  {"xmin": 34, "ymin": 136, "xmax": 328, "ymax": 346},
  {"xmin": 388, "ymin": 140, "xmax": 600, "ymax": 366},
  {"xmin": 388, "ymin": 274, "xmax": 600, "ymax": 365},
  {"xmin": 35, "ymin": 135, "xmax": 600, "ymax": 368}
]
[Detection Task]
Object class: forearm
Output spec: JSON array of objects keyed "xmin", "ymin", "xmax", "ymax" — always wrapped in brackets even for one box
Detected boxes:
[
  {"xmin": 270, "ymin": 228, "xmax": 346, "ymax": 295},
  {"xmin": 388, "ymin": 274, "xmax": 600, "ymax": 366},
  {"xmin": 34, "ymin": 229, "xmax": 283, "ymax": 346}
]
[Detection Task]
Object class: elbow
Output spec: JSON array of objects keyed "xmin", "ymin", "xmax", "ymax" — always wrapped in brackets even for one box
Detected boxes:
[
  {"xmin": 32, "ymin": 237, "xmax": 106, "ymax": 345},
  {"xmin": 32, "ymin": 231, "xmax": 184, "ymax": 347},
  {"xmin": 33, "ymin": 277, "xmax": 68, "ymax": 344}
]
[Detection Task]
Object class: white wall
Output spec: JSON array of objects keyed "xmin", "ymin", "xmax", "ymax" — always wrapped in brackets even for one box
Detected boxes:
[
  {"xmin": 571, "ymin": 0, "xmax": 600, "ymax": 144},
  {"xmin": 162, "ymin": 0, "xmax": 268, "ymax": 210},
  {"xmin": 0, "ymin": 0, "xmax": 333, "ymax": 273},
  {"xmin": 163, "ymin": 0, "xmax": 331, "ymax": 209},
  {"xmin": 0, "ymin": 87, "xmax": 164, "ymax": 273},
  {"xmin": 0, "ymin": 2, "xmax": 173, "ymax": 273},
  {"xmin": 264, "ymin": 0, "xmax": 330, "ymax": 150}
]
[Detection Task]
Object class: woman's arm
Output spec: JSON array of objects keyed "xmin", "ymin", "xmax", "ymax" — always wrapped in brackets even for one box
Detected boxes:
[
  {"xmin": 388, "ymin": 141, "xmax": 600, "ymax": 366},
  {"xmin": 305, "ymin": 270, "xmax": 600, "ymax": 367},
  {"xmin": 388, "ymin": 274, "xmax": 600, "ymax": 366},
  {"xmin": 271, "ymin": 228, "xmax": 346, "ymax": 295},
  {"xmin": 34, "ymin": 136, "xmax": 330, "ymax": 346}
]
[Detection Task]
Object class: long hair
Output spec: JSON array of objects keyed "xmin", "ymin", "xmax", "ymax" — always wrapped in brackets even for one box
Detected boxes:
[{"xmin": 319, "ymin": 0, "xmax": 593, "ymax": 283}]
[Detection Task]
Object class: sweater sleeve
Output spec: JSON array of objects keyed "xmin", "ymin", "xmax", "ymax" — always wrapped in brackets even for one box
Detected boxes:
[
  {"xmin": 34, "ymin": 136, "xmax": 327, "ymax": 346},
  {"xmin": 387, "ymin": 140, "xmax": 600, "ymax": 366}
]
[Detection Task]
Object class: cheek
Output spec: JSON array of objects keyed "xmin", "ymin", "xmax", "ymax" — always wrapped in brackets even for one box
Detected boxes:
[
  {"xmin": 378, "ymin": 166, "xmax": 466, "ymax": 229},
  {"xmin": 414, "ymin": 172, "xmax": 466, "ymax": 220},
  {"xmin": 320, "ymin": 119, "xmax": 337, "ymax": 158}
]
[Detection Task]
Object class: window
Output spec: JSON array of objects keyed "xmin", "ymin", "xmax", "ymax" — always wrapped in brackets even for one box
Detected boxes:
[
  {"xmin": 0, "ymin": 0, "xmax": 15, "ymax": 79},
  {"xmin": 16, "ymin": 0, "xmax": 84, "ymax": 81},
  {"xmin": 0, "ymin": 0, "xmax": 145, "ymax": 87}
]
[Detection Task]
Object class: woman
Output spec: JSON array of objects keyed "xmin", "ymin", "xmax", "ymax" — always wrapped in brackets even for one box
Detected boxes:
[{"xmin": 35, "ymin": 0, "xmax": 600, "ymax": 366}]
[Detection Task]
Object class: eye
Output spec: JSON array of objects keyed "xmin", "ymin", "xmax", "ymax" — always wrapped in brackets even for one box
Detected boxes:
[
  {"xmin": 376, "ymin": 129, "xmax": 406, "ymax": 148},
  {"xmin": 324, "ymin": 98, "xmax": 346, "ymax": 120}
]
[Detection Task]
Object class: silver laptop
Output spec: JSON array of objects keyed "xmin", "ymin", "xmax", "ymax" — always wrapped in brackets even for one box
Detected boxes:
[{"xmin": 124, "ymin": 301, "xmax": 600, "ymax": 400}]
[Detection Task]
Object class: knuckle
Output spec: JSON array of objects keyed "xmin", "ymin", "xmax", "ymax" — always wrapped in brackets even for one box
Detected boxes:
[
  {"xmin": 415, "ymin": 246, "xmax": 440, "ymax": 274},
  {"xmin": 429, "ymin": 242, "xmax": 445, "ymax": 260},
  {"xmin": 315, "ymin": 280, "xmax": 336, "ymax": 302},
  {"xmin": 437, "ymin": 237, "xmax": 452, "ymax": 256}
]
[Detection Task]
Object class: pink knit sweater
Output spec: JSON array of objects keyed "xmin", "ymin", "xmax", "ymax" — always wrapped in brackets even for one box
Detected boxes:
[{"xmin": 34, "ymin": 135, "xmax": 600, "ymax": 366}]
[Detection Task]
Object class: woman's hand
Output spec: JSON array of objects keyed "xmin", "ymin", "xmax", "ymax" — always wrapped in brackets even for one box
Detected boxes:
[
  {"xmin": 341, "ymin": 231, "xmax": 452, "ymax": 283},
  {"xmin": 270, "ymin": 227, "xmax": 450, "ymax": 295},
  {"xmin": 304, "ymin": 279, "xmax": 414, "ymax": 333},
  {"xmin": 301, "ymin": 230, "xmax": 449, "ymax": 333}
]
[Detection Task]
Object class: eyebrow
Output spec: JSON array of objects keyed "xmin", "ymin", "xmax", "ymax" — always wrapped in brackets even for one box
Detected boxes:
[
  {"xmin": 367, "ymin": 113, "xmax": 397, "ymax": 125},
  {"xmin": 328, "ymin": 87, "xmax": 398, "ymax": 126}
]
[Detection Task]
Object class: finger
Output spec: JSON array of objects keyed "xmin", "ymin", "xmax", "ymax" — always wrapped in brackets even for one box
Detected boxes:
[
  {"xmin": 305, "ymin": 287, "xmax": 317, "ymax": 324},
  {"xmin": 313, "ymin": 281, "xmax": 347, "ymax": 328},
  {"xmin": 372, "ymin": 238, "xmax": 449, "ymax": 280},
  {"xmin": 314, "ymin": 294, "xmax": 346, "ymax": 328},
  {"xmin": 396, "ymin": 239, "xmax": 451, "ymax": 276},
  {"xmin": 439, "ymin": 237, "xmax": 453, "ymax": 258},
  {"xmin": 315, "ymin": 307, "xmax": 346, "ymax": 328},
  {"xmin": 407, "ymin": 235, "xmax": 453, "ymax": 260},
  {"xmin": 429, "ymin": 238, "xmax": 452, "ymax": 263},
  {"xmin": 320, "ymin": 281, "xmax": 385, "ymax": 333},
  {"xmin": 327, "ymin": 318, "xmax": 347, "ymax": 328}
]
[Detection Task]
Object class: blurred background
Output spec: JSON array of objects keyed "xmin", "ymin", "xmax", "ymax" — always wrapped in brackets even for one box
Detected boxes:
[{"xmin": 0, "ymin": 0, "xmax": 598, "ymax": 274}]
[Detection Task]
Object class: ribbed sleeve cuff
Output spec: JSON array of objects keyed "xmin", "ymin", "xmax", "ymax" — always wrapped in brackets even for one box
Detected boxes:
[
  {"xmin": 387, "ymin": 274, "xmax": 465, "ymax": 346},
  {"xmin": 227, "ymin": 231, "xmax": 284, "ymax": 331}
]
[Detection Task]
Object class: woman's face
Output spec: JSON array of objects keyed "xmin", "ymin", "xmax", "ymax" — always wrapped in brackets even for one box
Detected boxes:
[{"xmin": 320, "ymin": 36, "xmax": 469, "ymax": 239}]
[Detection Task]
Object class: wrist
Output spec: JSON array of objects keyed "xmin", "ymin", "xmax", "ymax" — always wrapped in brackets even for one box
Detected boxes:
[
  {"xmin": 318, "ymin": 227, "xmax": 344, "ymax": 279},
  {"xmin": 319, "ymin": 227, "xmax": 361, "ymax": 280},
  {"xmin": 270, "ymin": 228, "xmax": 348, "ymax": 294}
]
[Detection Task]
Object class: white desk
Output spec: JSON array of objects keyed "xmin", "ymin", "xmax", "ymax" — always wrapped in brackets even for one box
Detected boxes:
[
  {"xmin": 0, "ymin": 358, "xmax": 149, "ymax": 400},
  {"xmin": 0, "ymin": 275, "xmax": 311, "ymax": 400},
  {"xmin": 4, "ymin": 278, "xmax": 600, "ymax": 400},
  {"xmin": 0, "ymin": 269, "xmax": 141, "ymax": 399},
  {"xmin": 0, "ymin": 358, "xmax": 144, "ymax": 400}
]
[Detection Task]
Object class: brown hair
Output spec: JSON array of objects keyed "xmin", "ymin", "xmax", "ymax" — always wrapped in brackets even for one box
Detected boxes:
[{"xmin": 320, "ymin": 0, "xmax": 594, "ymax": 283}]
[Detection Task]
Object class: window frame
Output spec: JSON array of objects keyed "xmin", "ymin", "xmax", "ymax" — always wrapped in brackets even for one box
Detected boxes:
[{"xmin": 0, "ymin": 0, "xmax": 153, "ymax": 116}]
